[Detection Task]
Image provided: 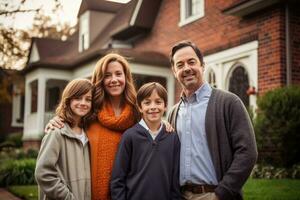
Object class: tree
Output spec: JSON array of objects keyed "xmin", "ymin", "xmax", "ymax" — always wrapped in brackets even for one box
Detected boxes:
[{"xmin": 0, "ymin": 0, "xmax": 76, "ymax": 70}]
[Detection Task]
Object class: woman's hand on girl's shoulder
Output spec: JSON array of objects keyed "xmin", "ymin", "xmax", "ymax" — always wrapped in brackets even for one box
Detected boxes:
[{"xmin": 44, "ymin": 116, "xmax": 64, "ymax": 133}]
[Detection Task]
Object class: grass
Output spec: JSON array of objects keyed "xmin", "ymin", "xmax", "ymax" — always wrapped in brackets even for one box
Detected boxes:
[
  {"xmin": 8, "ymin": 185, "xmax": 38, "ymax": 200},
  {"xmin": 243, "ymin": 179, "xmax": 300, "ymax": 200},
  {"xmin": 6, "ymin": 179, "xmax": 300, "ymax": 200}
]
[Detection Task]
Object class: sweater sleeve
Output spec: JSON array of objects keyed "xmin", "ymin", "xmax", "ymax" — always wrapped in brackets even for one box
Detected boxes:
[
  {"xmin": 171, "ymin": 134, "xmax": 181, "ymax": 200},
  {"xmin": 35, "ymin": 131, "xmax": 75, "ymax": 200},
  {"xmin": 110, "ymin": 133, "xmax": 132, "ymax": 200},
  {"xmin": 215, "ymin": 98, "xmax": 258, "ymax": 200}
]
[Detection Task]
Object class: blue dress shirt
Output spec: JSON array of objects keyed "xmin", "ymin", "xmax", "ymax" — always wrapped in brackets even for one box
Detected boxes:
[{"xmin": 177, "ymin": 83, "xmax": 218, "ymax": 186}]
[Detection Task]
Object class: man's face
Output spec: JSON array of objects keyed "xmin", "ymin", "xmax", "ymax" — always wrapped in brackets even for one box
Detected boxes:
[{"xmin": 172, "ymin": 46, "xmax": 204, "ymax": 94}]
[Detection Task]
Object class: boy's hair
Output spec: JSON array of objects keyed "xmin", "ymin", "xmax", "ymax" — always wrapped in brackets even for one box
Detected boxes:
[
  {"xmin": 137, "ymin": 82, "xmax": 168, "ymax": 108},
  {"xmin": 56, "ymin": 78, "xmax": 94, "ymax": 128}
]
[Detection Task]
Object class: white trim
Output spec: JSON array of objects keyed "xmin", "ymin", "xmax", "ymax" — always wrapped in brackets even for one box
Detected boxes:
[
  {"xmin": 79, "ymin": 11, "xmax": 90, "ymax": 52},
  {"xmin": 204, "ymin": 41, "xmax": 258, "ymax": 111},
  {"xmin": 130, "ymin": 0, "xmax": 143, "ymax": 26},
  {"xmin": 23, "ymin": 69, "xmax": 72, "ymax": 140},
  {"xmin": 205, "ymin": 41, "xmax": 258, "ymax": 63},
  {"xmin": 179, "ymin": 0, "xmax": 205, "ymax": 27},
  {"xmin": 11, "ymin": 84, "xmax": 23, "ymax": 127},
  {"xmin": 29, "ymin": 43, "xmax": 40, "ymax": 63}
]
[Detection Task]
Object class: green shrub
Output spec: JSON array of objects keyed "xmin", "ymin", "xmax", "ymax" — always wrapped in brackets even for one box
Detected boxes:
[
  {"xmin": 254, "ymin": 86, "xmax": 300, "ymax": 167},
  {"xmin": 0, "ymin": 132, "xmax": 23, "ymax": 150},
  {"xmin": 0, "ymin": 158, "xmax": 36, "ymax": 186}
]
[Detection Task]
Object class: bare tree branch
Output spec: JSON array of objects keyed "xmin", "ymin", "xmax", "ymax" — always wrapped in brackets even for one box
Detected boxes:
[{"xmin": 0, "ymin": 8, "xmax": 40, "ymax": 16}]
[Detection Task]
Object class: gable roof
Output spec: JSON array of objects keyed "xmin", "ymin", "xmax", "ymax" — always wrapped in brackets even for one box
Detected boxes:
[
  {"xmin": 78, "ymin": 0, "xmax": 123, "ymax": 16},
  {"xmin": 25, "ymin": 0, "xmax": 165, "ymax": 73}
]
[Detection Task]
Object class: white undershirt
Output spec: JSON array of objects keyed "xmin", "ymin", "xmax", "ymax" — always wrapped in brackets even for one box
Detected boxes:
[
  {"xmin": 139, "ymin": 119, "xmax": 163, "ymax": 140},
  {"xmin": 75, "ymin": 130, "xmax": 88, "ymax": 145}
]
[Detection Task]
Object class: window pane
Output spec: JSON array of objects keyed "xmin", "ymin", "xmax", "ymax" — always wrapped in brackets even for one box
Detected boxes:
[
  {"xmin": 45, "ymin": 79, "xmax": 68, "ymax": 112},
  {"xmin": 229, "ymin": 66, "xmax": 249, "ymax": 107},
  {"xmin": 30, "ymin": 80, "xmax": 38, "ymax": 113},
  {"xmin": 186, "ymin": 0, "xmax": 202, "ymax": 18}
]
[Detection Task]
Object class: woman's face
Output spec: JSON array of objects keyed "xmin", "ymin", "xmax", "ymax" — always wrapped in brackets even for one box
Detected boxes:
[{"xmin": 103, "ymin": 61, "xmax": 126, "ymax": 99}]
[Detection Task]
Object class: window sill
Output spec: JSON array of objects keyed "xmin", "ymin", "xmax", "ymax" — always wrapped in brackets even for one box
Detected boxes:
[{"xmin": 178, "ymin": 13, "xmax": 204, "ymax": 27}]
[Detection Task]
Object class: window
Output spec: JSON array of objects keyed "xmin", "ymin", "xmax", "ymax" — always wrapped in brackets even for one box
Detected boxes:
[
  {"xmin": 30, "ymin": 80, "xmax": 38, "ymax": 113},
  {"xmin": 228, "ymin": 66, "xmax": 249, "ymax": 107},
  {"xmin": 45, "ymin": 79, "xmax": 68, "ymax": 112},
  {"xmin": 179, "ymin": 0, "xmax": 205, "ymax": 26},
  {"xmin": 79, "ymin": 12, "xmax": 89, "ymax": 52},
  {"xmin": 207, "ymin": 69, "xmax": 217, "ymax": 88}
]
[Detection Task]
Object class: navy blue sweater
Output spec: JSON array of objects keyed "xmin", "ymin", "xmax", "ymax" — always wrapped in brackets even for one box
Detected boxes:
[{"xmin": 110, "ymin": 123, "xmax": 181, "ymax": 200}]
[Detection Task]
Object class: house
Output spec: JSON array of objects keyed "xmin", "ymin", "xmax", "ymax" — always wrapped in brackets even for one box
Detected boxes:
[
  {"xmin": 19, "ymin": 0, "xmax": 299, "ymax": 149},
  {"xmin": 0, "ymin": 68, "xmax": 24, "ymax": 142}
]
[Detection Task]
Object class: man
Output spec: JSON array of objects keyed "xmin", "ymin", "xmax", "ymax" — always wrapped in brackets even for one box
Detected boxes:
[{"xmin": 168, "ymin": 41, "xmax": 257, "ymax": 200}]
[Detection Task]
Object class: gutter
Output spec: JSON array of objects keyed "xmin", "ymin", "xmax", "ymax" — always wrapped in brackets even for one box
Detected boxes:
[{"xmin": 285, "ymin": 4, "xmax": 291, "ymax": 86}]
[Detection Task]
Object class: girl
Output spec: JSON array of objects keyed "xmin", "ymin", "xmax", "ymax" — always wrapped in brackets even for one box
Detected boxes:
[
  {"xmin": 35, "ymin": 78, "xmax": 93, "ymax": 200},
  {"xmin": 45, "ymin": 53, "xmax": 140, "ymax": 200}
]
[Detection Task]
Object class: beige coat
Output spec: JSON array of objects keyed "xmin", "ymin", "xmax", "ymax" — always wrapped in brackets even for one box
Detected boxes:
[{"xmin": 35, "ymin": 124, "xmax": 91, "ymax": 200}]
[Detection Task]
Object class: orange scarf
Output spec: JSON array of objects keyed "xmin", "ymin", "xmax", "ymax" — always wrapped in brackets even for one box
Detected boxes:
[{"xmin": 87, "ymin": 102, "xmax": 135, "ymax": 200}]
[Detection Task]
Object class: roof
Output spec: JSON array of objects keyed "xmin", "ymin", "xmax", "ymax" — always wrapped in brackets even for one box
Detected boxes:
[
  {"xmin": 223, "ymin": 0, "xmax": 299, "ymax": 17},
  {"xmin": 78, "ymin": 0, "xmax": 123, "ymax": 16},
  {"xmin": 25, "ymin": 0, "xmax": 164, "ymax": 74}
]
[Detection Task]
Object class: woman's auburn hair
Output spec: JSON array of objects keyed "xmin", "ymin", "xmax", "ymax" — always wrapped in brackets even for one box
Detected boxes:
[
  {"xmin": 55, "ymin": 78, "xmax": 94, "ymax": 129},
  {"xmin": 91, "ymin": 53, "xmax": 140, "ymax": 122}
]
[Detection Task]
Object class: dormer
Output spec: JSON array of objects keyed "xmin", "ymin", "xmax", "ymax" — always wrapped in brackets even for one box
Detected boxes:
[
  {"xmin": 77, "ymin": 0, "xmax": 123, "ymax": 52},
  {"xmin": 79, "ymin": 11, "xmax": 90, "ymax": 52}
]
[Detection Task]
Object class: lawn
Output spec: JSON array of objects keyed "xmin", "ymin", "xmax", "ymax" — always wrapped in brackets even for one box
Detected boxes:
[
  {"xmin": 8, "ymin": 185, "xmax": 38, "ymax": 200},
  {"xmin": 243, "ymin": 179, "xmax": 300, "ymax": 200},
  {"xmin": 7, "ymin": 179, "xmax": 300, "ymax": 200}
]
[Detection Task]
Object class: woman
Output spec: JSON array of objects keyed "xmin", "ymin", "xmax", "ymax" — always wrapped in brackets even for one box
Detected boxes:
[
  {"xmin": 88, "ymin": 53, "xmax": 140, "ymax": 199},
  {"xmin": 46, "ymin": 53, "xmax": 140, "ymax": 200}
]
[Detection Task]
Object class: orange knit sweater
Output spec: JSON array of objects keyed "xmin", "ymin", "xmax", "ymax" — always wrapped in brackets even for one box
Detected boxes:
[{"xmin": 87, "ymin": 102, "xmax": 135, "ymax": 200}]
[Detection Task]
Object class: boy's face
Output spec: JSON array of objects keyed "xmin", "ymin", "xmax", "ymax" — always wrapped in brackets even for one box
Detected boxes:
[{"xmin": 139, "ymin": 90, "xmax": 166, "ymax": 125}]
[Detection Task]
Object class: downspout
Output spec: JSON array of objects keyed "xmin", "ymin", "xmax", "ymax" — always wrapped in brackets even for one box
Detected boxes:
[{"xmin": 285, "ymin": 4, "xmax": 291, "ymax": 86}]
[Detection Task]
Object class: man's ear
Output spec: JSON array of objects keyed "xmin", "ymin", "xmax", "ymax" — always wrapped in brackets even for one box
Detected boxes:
[
  {"xmin": 172, "ymin": 66, "xmax": 176, "ymax": 76},
  {"xmin": 201, "ymin": 63, "xmax": 205, "ymax": 72}
]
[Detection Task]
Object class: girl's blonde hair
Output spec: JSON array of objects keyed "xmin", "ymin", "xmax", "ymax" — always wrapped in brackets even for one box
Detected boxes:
[
  {"xmin": 55, "ymin": 78, "xmax": 94, "ymax": 128},
  {"xmin": 91, "ymin": 53, "xmax": 139, "ymax": 122}
]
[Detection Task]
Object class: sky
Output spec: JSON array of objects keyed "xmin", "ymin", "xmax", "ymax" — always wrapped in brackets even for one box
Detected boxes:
[{"xmin": 0, "ymin": 0, "xmax": 82, "ymax": 29}]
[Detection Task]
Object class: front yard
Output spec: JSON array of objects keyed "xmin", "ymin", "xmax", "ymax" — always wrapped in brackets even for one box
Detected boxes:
[{"xmin": 7, "ymin": 178, "xmax": 300, "ymax": 200}]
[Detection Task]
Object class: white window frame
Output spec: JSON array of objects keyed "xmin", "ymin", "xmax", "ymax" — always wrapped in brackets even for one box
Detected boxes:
[
  {"xmin": 11, "ymin": 85, "xmax": 24, "ymax": 127},
  {"xmin": 204, "ymin": 41, "xmax": 258, "ymax": 111},
  {"xmin": 179, "ymin": 0, "xmax": 205, "ymax": 27},
  {"xmin": 79, "ymin": 11, "xmax": 90, "ymax": 52}
]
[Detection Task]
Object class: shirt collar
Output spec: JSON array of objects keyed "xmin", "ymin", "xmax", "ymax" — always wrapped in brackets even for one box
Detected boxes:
[
  {"xmin": 139, "ymin": 119, "xmax": 163, "ymax": 134},
  {"xmin": 181, "ymin": 83, "xmax": 212, "ymax": 103}
]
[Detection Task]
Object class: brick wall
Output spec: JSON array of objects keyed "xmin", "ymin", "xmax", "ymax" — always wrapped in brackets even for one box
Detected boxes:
[{"xmin": 134, "ymin": 0, "xmax": 293, "ymax": 98}]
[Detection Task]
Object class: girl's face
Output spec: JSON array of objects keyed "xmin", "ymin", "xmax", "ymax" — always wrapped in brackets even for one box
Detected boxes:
[
  {"xmin": 70, "ymin": 90, "xmax": 92, "ymax": 119},
  {"xmin": 103, "ymin": 61, "xmax": 126, "ymax": 98}
]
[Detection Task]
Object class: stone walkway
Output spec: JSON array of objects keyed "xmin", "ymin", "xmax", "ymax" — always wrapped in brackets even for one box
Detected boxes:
[{"xmin": 0, "ymin": 188, "xmax": 22, "ymax": 200}]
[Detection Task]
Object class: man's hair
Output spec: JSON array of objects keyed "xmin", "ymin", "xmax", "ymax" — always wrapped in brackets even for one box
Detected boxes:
[
  {"xmin": 169, "ymin": 40, "xmax": 204, "ymax": 66},
  {"xmin": 137, "ymin": 82, "xmax": 168, "ymax": 108}
]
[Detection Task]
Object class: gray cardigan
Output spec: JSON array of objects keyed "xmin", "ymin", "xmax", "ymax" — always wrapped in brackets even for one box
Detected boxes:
[{"xmin": 168, "ymin": 88, "xmax": 257, "ymax": 200}]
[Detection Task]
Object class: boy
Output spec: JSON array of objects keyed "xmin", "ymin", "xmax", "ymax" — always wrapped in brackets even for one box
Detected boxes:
[{"xmin": 110, "ymin": 82, "xmax": 181, "ymax": 200}]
